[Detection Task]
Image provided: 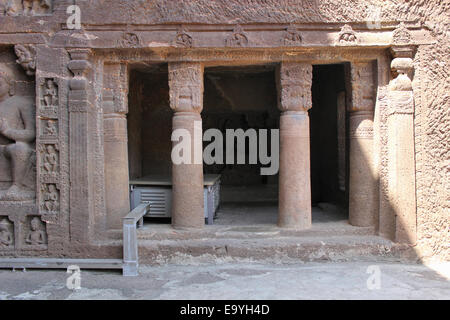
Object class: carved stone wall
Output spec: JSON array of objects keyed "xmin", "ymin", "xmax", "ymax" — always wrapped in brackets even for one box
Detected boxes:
[{"xmin": 0, "ymin": 0, "xmax": 447, "ymax": 261}]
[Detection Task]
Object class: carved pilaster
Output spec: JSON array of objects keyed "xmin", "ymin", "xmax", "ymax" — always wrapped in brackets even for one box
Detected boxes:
[
  {"xmin": 277, "ymin": 62, "xmax": 312, "ymax": 229},
  {"xmin": 67, "ymin": 48, "xmax": 94, "ymax": 242},
  {"xmin": 386, "ymin": 23, "xmax": 417, "ymax": 244}
]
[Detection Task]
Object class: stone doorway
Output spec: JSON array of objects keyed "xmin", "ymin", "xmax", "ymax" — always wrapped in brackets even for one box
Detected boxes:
[
  {"xmin": 203, "ymin": 65, "xmax": 279, "ymax": 226},
  {"xmin": 310, "ymin": 63, "xmax": 349, "ymax": 224}
]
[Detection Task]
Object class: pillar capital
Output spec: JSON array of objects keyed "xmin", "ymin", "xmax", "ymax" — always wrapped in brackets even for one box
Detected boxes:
[
  {"xmin": 278, "ymin": 62, "xmax": 312, "ymax": 113},
  {"xmin": 349, "ymin": 61, "xmax": 375, "ymax": 113},
  {"xmin": 168, "ymin": 62, "xmax": 204, "ymax": 114}
]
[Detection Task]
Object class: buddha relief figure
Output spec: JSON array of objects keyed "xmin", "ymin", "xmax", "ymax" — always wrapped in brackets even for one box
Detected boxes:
[
  {"xmin": 25, "ymin": 217, "xmax": 45, "ymax": 245},
  {"xmin": 42, "ymin": 184, "xmax": 58, "ymax": 211},
  {"xmin": 0, "ymin": 218, "xmax": 13, "ymax": 246},
  {"xmin": 0, "ymin": 69, "xmax": 36, "ymax": 201},
  {"xmin": 44, "ymin": 120, "xmax": 56, "ymax": 136}
]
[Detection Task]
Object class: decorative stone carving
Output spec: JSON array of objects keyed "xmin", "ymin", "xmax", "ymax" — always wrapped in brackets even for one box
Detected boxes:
[
  {"xmin": 41, "ymin": 144, "xmax": 58, "ymax": 174},
  {"xmin": 0, "ymin": 217, "xmax": 13, "ymax": 247},
  {"xmin": 0, "ymin": 67, "xmax": 36, "ymax": 201},
  {"xmin": 25, "ymin": 216, "xmax": 46, "ymax": 245},
  {"xmin": 392, "ymin": 22, "xmax": 412, "ymax": 45},
  {"xmin": 14, "ymin": 44, "xmax": 36, "ymax": 76},
  {"xmin": 350, "ymin": 62, "xmax": 375, "ymax": 112},
  {"xmin": 41, "ymin": 183, "xmax": 59, "ymax": 212},
  {"xmin": 337, "ymin": 24, "xmax": 358, "ymax": 45},
  {"xmin": 225, "ymin": 25, "xmax": 248, "ymax": 47},
  {"xmin": 118, "ymin": 32, "xmax": 141, "ymax": 48},
  {"xmin": 168, "ymin": 62, "xmax": 204, "ymax": 113},
  {"xmin": 175, "ymin": 26, "xmax": 193, "ymax": 48},
  {"xmin": 278, "ymin": 62, "xmax": 312, "ymax": 112},
  {"xmin": 281, "ymin": 25, "xmax": 302, "ymax": 46},
  {"xmin": 4, "ymin": 0, "xmax": 51, "ymax": 16},
  {"xmin": 41, "ymin": 78, "xmax": 58, "ymax": 108},
  {"xmin": 42, "ymin": 119, "xmax": 57, "ymax": 136}
]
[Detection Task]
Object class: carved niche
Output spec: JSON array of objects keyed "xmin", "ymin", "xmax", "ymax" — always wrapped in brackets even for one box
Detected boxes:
[
  {"xmin": 23, "ymin": 216, "xmax": 47, "ymax": 247},
  {"xmin": 2, "ymin": 0, "xmax": 52, "ymax": 16},
  {"xmin": 0, "ymin": 217, "xmax": 14, "ymax": 248}
]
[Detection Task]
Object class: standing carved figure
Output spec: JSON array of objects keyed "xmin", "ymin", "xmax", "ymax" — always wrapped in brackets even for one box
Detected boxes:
[
  {"xmin": 43, "ymin": 145, "xmax": 57, "ymax": 173},
  {"xmin": 25, "ymin": 217, "xmax": 45, "ymax": 245},
  {"xmin": 43, "ymin": 79, "xmax": 57, "ymax": 107},
  {"xmin": 0, "ymin": 69, "xmax": 36, "ymax": 201}
]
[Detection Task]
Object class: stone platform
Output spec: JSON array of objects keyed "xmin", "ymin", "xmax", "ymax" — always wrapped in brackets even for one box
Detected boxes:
[{"xmin": 136, "ymin": 202, "xmax": 417, "ymax": 265}]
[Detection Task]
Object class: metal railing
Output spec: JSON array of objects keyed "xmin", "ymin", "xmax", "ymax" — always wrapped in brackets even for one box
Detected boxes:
[{"xmin": 122, "ymin": 203, "xmax": 149, "ymax": 276}]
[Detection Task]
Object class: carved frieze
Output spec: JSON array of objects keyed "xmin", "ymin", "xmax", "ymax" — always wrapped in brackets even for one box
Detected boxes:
[
  {"xmin": 225, "ymin": 25, "xmax": 248, "ymax": 47},
  {"xmin": 37, "ymin": 77, "xmax": 61, "ymax": 215}
]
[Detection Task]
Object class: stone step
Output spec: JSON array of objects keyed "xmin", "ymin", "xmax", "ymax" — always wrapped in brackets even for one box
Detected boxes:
[{"xmin": 137, "ymin": 235, "xmax": 417, "ymax": 266}]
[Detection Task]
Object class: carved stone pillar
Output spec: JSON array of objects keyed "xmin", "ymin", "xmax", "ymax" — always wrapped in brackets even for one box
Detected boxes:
[
  {"xmin": 67, "ymin": 49, "xmax": 93, "ymax": 242},
  {"xmin": 277, "ymin": 62, "xmax": 312, "ymax": 229},
  {"xmin": 386, "ymin": 23, "xmax": 417, "ymax": 244},
  {"xmin": 348, "ymin": 61, "xmax": 378, "ymax": 227},
  {"xmin": 103, "ymin": 63, "xmax": 129, "ymax": 230},
  {"xmin": 168, "ymin": 62, "xmax": 204, "ymax": 229}
]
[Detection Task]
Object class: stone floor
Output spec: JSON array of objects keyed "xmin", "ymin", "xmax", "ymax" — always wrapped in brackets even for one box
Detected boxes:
[{"xmin": 0, "ymin": 261, "xmax": 449, "ymax": 300}]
